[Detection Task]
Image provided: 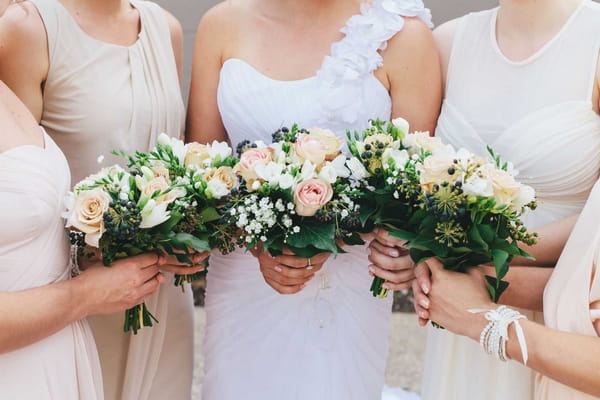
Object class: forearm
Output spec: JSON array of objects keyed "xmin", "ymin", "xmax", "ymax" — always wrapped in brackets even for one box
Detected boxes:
[
  {"xmin": 505, "ymin": 320, "xmax": 600, "ymax": 397},
  {"xmin": 0, "ymin": 278, "xmax": 89, "ymax": 354},
  {"xmin": 514, "ymin": 214, "xmax": 578, "ymax": 266}
]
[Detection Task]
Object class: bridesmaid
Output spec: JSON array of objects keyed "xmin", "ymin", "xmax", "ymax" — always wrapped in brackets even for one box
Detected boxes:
[
  {"xmin": 418, "ymin": 177, "xmax": 600, "ymax": 399},
  {"xmin": 0, "ymin": 3, "xmax": 165, "ymax": 395},
  {"xmin": 375, "ymin": 0, "xmax": 600, "ymax": 398},
  {"xmin": 0, "ymin": 0, "xmax": 205, "ymax": 399}
]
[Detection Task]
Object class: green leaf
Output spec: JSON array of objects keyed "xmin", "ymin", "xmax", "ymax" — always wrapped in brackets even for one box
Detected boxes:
[
  {"xmin": 492, "ymin": 249, "xmax": 510, "ymax": 281},
  {"xmin": 342, "ymin": 233, "xmax": 365, "ymax": 246},
  {"xmin": 173, "ymin": 232, "xmax": 211, "ymax": 252},
  {"xmin": 389, "ymin": 229, "xmax": 417, "ymax": 241},
  {"xmin": 484, "ymin": 275, "xmax": 510, "ymax": 302},
  {"xmin": 286, "ymin": 222, "xmax": 337, "ymax": 253},
  {"xmin": 286, "ymin": 244, "xmax": 327, "ymax": 259},
  {"xmin": 468, "ymin": 225, "xmax": 489, "ymax": 251},
  {"xmin": 409, "ymin": 248, "xmax": 433, "ymax": 266},
  {"xmin": 200, "ymin": 207, "xmax": 221, "ymax": 223},
  {"xmin": 478, "ymin": 224, "xmax": 496, "ymax": 244}
]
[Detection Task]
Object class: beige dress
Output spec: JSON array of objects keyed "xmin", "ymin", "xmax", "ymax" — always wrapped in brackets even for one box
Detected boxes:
[
  {"xmin": 30, "ymin": 0, "xmax": 190, "ymax": 399},
  {"xmin": 537, "ymin": 180, "xmax": 600, "ymax": 400},
  {"xmin": 425, "ymin": 2, "xmax": 600, "ymax": 399},
  {"xmin": 0, "ymin": 130, "xmax": 103, "ymax": 399}
]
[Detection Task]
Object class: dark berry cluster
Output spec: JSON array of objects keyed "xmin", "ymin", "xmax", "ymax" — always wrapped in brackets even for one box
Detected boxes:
[
  {"xmin": 424, "ymin": 182, "xmax": 466, "ymax": 222},
  {"xmin": 103, "ymin": 200, "xmax": 142, "ymax": 241},
  {"xmin": 339, "ymin": 215, "xmax": 361, "ymax": 230},
  {"xmin": 315, "ymin": 208, "xmax": 334, "ymax": 223},
  {"xmin": 235, "ymin": 140, "xmax": 259, "ymax": 157}
]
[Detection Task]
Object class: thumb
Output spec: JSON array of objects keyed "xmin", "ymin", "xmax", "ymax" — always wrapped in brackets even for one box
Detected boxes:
[{"xmin": 426, "ymin": 257, "xmax": 444, "ymax": 276}]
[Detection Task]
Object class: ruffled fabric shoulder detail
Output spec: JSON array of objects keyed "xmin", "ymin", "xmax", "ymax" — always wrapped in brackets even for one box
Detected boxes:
[{"xmin": 316, "ymin": 0, "xmax": 433, "ymax": 130}]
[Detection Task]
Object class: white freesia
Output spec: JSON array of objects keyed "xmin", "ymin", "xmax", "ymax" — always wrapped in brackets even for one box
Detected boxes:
[
  {"xmin": 139, "ymin": 199, "xmax": 170, "ymax": 228},
  {"xmin": 462, "ymin": 175, "xmax": 494, "ymax": 198},
  {"xmin": 403, "ymin": 131, "xmax": 453, "ymax": 156},
  {"xmin": 300, "ymin": 160, "xmax": 317, "ymax": 181},
  {"xmin": 318, "ymin": 163, "xmax": 339, "ymax": 183},
  {"xmin": 382, "ymin": 148, "xmax": 409, "ymax": 170},
  {"xmin": 208, "ymin": 140, "xmax": 233, "ymax": 160},
  {"xmin": 278, "ymin": 173, "xmax": 295, "ymax": 189},
  {"xmin": 329, "ymin": 154, "xmax": 350, "ymax": 178},
  {"xmin": 255, "ymin": 162, "xmax": 284, "ymax": 186},
  {"xmin": 206, "ymin": 178, "xmax": 230, "ymax": 199},
  {"xmin": 391, "ymin": 117, "xmax": 410, "ymax": 136},
  {"xmin": 346, "ymin": 157, "xmax": 370, "ymax": 180},
  {"xmin": 157, "ymin": 133, "xmax": 186, "ymax": 164},
  {"xmin": 512, "ymin": 184, "xmax": 535, "ymax": 210}
]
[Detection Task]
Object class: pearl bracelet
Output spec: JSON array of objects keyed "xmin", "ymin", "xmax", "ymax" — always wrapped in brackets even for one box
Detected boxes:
[
  {"xmin": 469, "ymin": 305, "xmax": 529, "ymax": 365},
  {"xmin": 69, "ymin": 243, "xmax": 81, "ymax": 278}
]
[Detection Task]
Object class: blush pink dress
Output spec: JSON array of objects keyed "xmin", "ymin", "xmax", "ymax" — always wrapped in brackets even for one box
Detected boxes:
[{"xmin": 0, "ymin": 130, "xmax": 103, "ymax": 399}]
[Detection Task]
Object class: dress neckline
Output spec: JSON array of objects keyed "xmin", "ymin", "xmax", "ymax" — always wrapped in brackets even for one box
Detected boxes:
[
  {"xmin": 489, "ymin": 0, "xmax": 587, "ymax": 66},
  {"xmin": 220, "ymin": 1, "xmax": 368, "ymax": 83},
  {"xmin": 0, "ymin": 128, "xmax": 48, "ymax": 157},
  {"xmin": 54, "ymin": 0, "xmax": 144, "ymax": 50}
]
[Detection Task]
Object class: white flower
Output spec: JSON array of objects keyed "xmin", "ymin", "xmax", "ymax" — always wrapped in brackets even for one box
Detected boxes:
[
  {"xmin": 346, "ymin": 157, "xmax": 370, "ymax": 180},
  {"xmin": 157, "ymin": 133, "xmax": 186, "ymax": 164},
  {"xmin": 513, "ymin": 184, "xmax": 535, "ymax": 210},
  {"xmin": 279, "ymin": 173, "xmax": 295, "ymax": 189},
  {"xmin": 208, "ymin": 140, "xmax": 233, "ymax": 161},
  {"xmin": 318, "ymin": 164, "xmax": 338, "ymax": 183},
  {"xmin": 462, "ymin": 175, "xmax": 494, "ymax": 198},
  {"xmin": 391, "ymin": 117, "xmax": 410, "ymax": 136},
  {"xmin": 139, "ymin": 199, "xmax": 170, "ymax": 229},
  {"xmin": 300, "ymin": 160, "xmax": 317, "ymax": 181},
  {"xmin": 329, "ymin": 154, "xmax": 350, "ymax": 178},
  {"xmin": 251, "ymin": 180, "xmax": 261, "ymax": 191},
  {"xmin": 382, "ymin": 148, "xmax": 409, "ymax": 170},
  {"xmin": 206, "ymin": 178, "xmax": 230, "ymax": 199},
  {"xmin": 97, "ymin": 155, "xmax": 105, "ymax": 164},
  {"xmin": 403, "ymin": 132, "xmax": 453, "ymax": 156},
  {"xmin": 255, "ymin": 162, "xmax": 284, "ymax": 186}
]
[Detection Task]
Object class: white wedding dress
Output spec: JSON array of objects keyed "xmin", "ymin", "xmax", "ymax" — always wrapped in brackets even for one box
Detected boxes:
[
  {"xmin": 202, "ymin": 1, "xmax": 432, "ymax": 399},
  {"xmin": 423, "ymin": 3, "xmax": 600, "ymax": 399}
]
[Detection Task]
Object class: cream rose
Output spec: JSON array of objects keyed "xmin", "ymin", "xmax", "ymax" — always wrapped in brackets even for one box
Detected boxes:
[
  {"xmin": 293, "ymin": 133, "xmax": 328, "ymax": 165},
  {"xmin": 293, "ymin": 178, "xmax": 334, "ymax": 217},
  {"xmin": 234, "ymin": 147, "xmax": 274, "ymax": 182},
  {"xmin": 403, "ymin": 131, "xmax": 450, "ymax": 155},
  {"xmin": 68, "ymin": 188, "xmax": 111, "ymax": 247},
  {"xmin": 151, "ymin": 161, "xmax": 171, "ymax": 182},
  {"xmin": 479, "ymin": 164, "xmax": 521, "ymax": 206},
  {"xmin": 184, "ymin": 143, "xmax": 211, "ymax": 167},
  {"xmin": 204, "ymin": 166, "xmax": 238, "ymax": 191},
  {"xmin": 419, "ymin": 155, "xmax": 458, "ymax": 190},
  {"xmin": 309, "ymin": 127, "xmax": 344, "ymax": 160}
]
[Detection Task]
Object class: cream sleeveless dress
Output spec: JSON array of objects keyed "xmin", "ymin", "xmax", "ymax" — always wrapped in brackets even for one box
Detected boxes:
[
  {"xmin": 536, "ymin": 180, "xmax": 600, "ymax": 400},
  {"xmin": 202, "ymin": 1, "xmax": 432, "ymax": 399},
  {"xmin": 30, "ymin": 1, "xmax": 189, "ymax": 399},
  {"xmin": 422, "ymin": 3, "xmax": 600, "ymax": 399},
  {"xmin": 0, "ymin": 130, "xmax": 103, "ymax": 399}
]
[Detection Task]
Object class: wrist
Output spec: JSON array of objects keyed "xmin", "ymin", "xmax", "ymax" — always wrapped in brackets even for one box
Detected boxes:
[{"xmin": 68, "ymin": 273, "xmax": 97, "ymax": 319}]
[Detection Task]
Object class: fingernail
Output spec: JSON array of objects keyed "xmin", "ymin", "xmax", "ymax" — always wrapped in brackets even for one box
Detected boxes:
[
  {"xmin": 274, "ymin": 266, "xmax": 283, "ymax": 273},
  {"xmin": 367, "ymin": 247, "xmax": 372, "ymax": 255},
  {"xmin": 368, "ymin": 266, "xmax": 375, "ymax": 274},
  {"xmin": 389, "ymin": 250, "xmax": 399, "ymax": 257},
  {"xmin": 418, "ymin": 311, "xmax": 427, "ymax": 319},
  {"xmin": 300, "ymin": 283, "xmax": 307, "ymax": 289},
  {"xmin": 421, "ymin": 283, "xmax": 429, "ymax": 294},
  {"xmin": 419, "ymin": 298, "xmax": 430, "ymax": 308},
  {"xmin": 382, "ymin": 283, "xmax": 391, "ymax": 289}
]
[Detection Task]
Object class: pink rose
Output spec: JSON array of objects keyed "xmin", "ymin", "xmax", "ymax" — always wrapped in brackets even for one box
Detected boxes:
[
  {"xmin": 234, "ymin": 147, "xmax": 273, "ymax": 182},
  {"xmin": 293, "ymin": 133, "xmax": 329, "ymax": 165},
  {"xmin": 293, "ymin": 178, "xmax": 334, "ymax": 217}
]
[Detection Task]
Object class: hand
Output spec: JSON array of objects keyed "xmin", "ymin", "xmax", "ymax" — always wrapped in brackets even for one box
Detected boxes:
[
  {"xmin": 367, "ymin": 227, "xmax": 415, "ymax": 291},
  {"xmin": 424, "ymin": 258, "xmax": 493, "ymax": 339},
  {"xmin": 157, "ymin": 251, "xmax": 209, "ymax": 275},
  {"xmin": 252, "ymin": 245, "xmax": 330, "ymax": 294},
  {"xmin": 77, "ymin": 253, "xmax": 165, "ymax": 316}
]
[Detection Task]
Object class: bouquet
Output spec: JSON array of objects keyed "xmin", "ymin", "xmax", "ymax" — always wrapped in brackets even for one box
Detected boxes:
[
  {"xmin": 348, "ymin": 119, "xmax": 537, "ymax": 301},
  {"xmin": 65, "ymin": 134, "xmax": 238, "ymax": 333},
  {"xmin": 225, "ymin": 125, "xmax": 367, "ymax": 258}
]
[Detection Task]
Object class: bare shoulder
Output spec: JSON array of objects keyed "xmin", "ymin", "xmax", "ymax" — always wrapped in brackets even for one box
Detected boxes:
[
  {"xmin": 383, "ymin": 17, "xmax": 437, "ymax": 66},
  {"xmin": 193, "ymin": 0, "xmax": 244, "ymax": 60},
  {"xmin": 0, "ymin": 2, "xmax": 47, "ymax": 60}
]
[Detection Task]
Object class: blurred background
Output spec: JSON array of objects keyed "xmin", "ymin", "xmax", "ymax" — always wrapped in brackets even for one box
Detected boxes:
[{"xmin": 153, "ymin": 0, "xmax": 499, "ymax": 101}]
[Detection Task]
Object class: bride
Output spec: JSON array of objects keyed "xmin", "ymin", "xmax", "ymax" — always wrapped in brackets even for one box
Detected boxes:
[{"xmin": 186, "ymin": 0, "xmax": 441, "ymax": 398}]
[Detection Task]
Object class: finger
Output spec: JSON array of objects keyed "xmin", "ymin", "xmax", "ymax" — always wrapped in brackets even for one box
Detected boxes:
[
  {"xmin": 138, "ymin": 264, "xmax": 161, "ymax": 282},
  {"xmin": 369, "ymin": 240, "xmax": 401, "ymax": 258},
  {"xmin": 426, "ymin": 258, "xmax": 444, "ymax": 275},
  {"xmin": 159, "ymin": 263, "xmax": 205, "ymax": 275},
  {"xmin": 129, "ymin": 253, "xmax": 160, "ymax": 268},
  {"xmin": 192, "ymin": 252, "xmax": 210, "ymax": 264},
  {"xmin": 414, "ymin": 263, "xmax": 432, "ymax": 295},
  {"xmin": 373, "ymin": 227, "xmax": 407, "ymax": 247},
  {"xmin": 382, "ymin": 281, "xmax": 412, "ymax": 291},
  {"xmin": 368, "ymin": 251, "xmax": 413, "ymax": 271},
  {"xmin": 138, "ymin": 273, "xmax": 162, "ymax": 298},
  {"xmin": 270, "ymin": 263, "xmax": 318, "ymax": 279},
  {"xmin": 369, "ymin": 264, "xmax": 414, "ymax": 284}
]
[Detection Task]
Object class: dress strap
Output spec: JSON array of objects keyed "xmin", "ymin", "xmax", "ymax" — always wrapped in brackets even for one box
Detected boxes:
[{"xmin": 316, "ymin": 0, "xmax": 432, "ymax": 128}]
